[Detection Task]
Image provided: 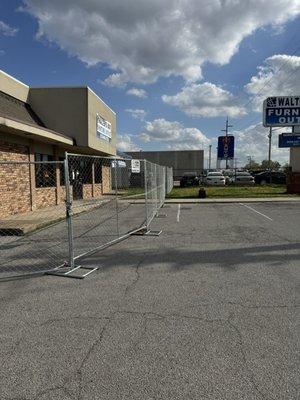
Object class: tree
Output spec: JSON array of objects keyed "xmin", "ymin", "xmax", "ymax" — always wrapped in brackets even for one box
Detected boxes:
[
  {"xmin": 260, "ymin": 159, "xmax": 281, "ymax": 171},
  {"xmin": 244, "ymin": 160, "xmax": 260, "ymax": 171}
]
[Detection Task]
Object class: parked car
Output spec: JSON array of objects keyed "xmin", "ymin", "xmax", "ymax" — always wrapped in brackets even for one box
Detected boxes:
[
  {"xmin": 180, "ymin": 172, "xmax": 200, "ymax": 187},
  {"xmin": 222, "ymin": 170, "xmax": 235, "ymax": 185},
  {"xmin": 205, "ymin": 172, "xmax": 226, "ymax": 186},
  {"xmin": 254, "ymin": 171, "xmax": 286, "ymax": 185},
  {"xmin": 233, "ymin": 171, "xmax": 255, "ymax": 185}
]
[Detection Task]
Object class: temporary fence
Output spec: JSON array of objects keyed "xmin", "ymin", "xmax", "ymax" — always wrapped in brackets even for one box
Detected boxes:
[{"xmin": 0, "ymin": 153, "xmax": 173, "ymax": 279}]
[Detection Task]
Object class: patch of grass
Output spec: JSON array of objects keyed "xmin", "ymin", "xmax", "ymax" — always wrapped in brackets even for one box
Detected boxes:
[
  {"xmin": 119, "ymin": 187, "xmax": 145, "ymax": 198},
  {"xmin": 166, "ymin": 184, "xmax": 295, "ymax": 199}
]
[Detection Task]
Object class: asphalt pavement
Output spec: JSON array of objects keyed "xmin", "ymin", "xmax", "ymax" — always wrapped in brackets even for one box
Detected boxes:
[{"xmin": 0, "ymin": 202, "xmax": 299, "ymax": 399}]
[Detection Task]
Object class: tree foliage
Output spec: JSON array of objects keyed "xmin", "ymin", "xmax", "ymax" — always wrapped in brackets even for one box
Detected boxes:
[{"xmin": 244, "ymin": 159, "xmax": 282, "ymax": 171}]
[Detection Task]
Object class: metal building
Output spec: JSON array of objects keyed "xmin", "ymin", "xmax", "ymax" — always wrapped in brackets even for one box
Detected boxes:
[{"xmin": 126, "ymin": 150, "xmax": 204, "ymax": 180}]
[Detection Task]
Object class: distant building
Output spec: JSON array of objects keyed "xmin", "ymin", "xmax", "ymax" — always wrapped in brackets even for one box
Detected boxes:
[{"xmin": 126, "ymin": 150, "xmax": 204, "ymax": 179}]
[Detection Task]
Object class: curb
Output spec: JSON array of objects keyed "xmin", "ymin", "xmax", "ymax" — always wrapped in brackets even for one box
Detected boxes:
[{"xmin": 129, "ymin": 197, "xmax": 300, "ymax": 204}]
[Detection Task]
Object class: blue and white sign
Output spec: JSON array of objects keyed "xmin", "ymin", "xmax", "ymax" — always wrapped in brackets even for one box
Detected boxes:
[
  {"xmin": 278, "ymin": 133, "xmax": 300, "ymax": 148},
  {"xmin": 96, "ymin": 114, "xmax": 112, "ymax": 142},
  {"xmin": 263, "ymin": 96, "xmax": 300, "ymax": 127},
  {"xmin": 217, "ymin": 135, "xmax": 234, "ymax": 159}
]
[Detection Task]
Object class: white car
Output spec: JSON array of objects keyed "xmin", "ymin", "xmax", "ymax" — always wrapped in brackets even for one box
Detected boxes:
[
  {"xmin": 205, "ymin": 172, "xmax": 226, "ymax": 186},
  {"xmin": 233, "ymin": 171, "xmax": 255, "ymax": 185}
]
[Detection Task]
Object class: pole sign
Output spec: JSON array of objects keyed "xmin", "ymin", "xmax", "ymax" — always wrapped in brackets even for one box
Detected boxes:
[
  {"xmin": 263, "ymin": 96, "xmax": 300, "ymax": 127},
  {"xmin": 131, "ymin": 159, "xmax": 140, "ymax": 173},
  {"xmin": 217, "ymin": 135, "xmax": 234, "ymax": 159},
  {"xmin": 278, "ymin": 132, "xmax": 300, "ymax": 148}
]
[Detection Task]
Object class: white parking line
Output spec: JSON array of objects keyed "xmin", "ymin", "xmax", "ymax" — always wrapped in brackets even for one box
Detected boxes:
[
  {"xmin": 239, "ymin": 203, "xmax": 273, "ymax": 221},
  {"xmin": 176, "ymin": 204, "xmax": 181, "ymax": 222}
]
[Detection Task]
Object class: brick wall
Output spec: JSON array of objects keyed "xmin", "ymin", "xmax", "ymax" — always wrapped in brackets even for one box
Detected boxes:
[
  {"xmin": 83, "ymin": 184, "xmax": 93, "ymax": 199},
  {"xmin": 0, "ymin": 137, "xmax": 114, "ymax": 218},
  {"xmin": 0, "ymin": 139, "xmax": 31, "ymax": 218},
  {"xmin": 35, "ymin": 187, "xmax": 57, "ymax": 209},
  {"xmin": 93, "ymin": 183, "xmax": 102, "ymax": 197},
  {"xmin": 102, "ymin": 165, "xmax": 111, "ymax": 194}
]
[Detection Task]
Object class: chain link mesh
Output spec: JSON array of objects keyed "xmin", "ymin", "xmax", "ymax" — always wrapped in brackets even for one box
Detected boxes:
[
  {"xmin": 0, "ymin": 154, "xmax": 174, "ymax": 278},
  {"xmin": 0, "ymin": 160, "xmax": 69, "ymax": 278}
]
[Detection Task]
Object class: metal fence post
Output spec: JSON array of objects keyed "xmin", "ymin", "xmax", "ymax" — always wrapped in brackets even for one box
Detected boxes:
[
  {"xmin": 144, "ymin": 160, "xmax": 149, "ymax": 231},
  {"xmin": 64, "ymin": 153, "xmax": 75, "ymax": 269},
  {"xmin": 114, "ymin": 158, "xmax": 120, "ymax": 237},
  {"xmin": 154, "ymin": 163, "xmax": 157, "ymax": 216}
]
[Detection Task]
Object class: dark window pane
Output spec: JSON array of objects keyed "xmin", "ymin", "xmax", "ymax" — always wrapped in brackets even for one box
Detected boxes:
[
  {"xmin": 94, "ymin": 160, "xmax": 103, "ymax": 184},
  {"xmin": 34, "ymin": 153, "xmax": 55, "ymax": 188}
]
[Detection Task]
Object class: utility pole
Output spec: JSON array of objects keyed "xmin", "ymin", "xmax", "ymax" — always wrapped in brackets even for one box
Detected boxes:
[
  {"xmin": 208, "ymin": 144, "xmax": 212, "ymax": 171},
  {"xmin": 221, "ymin": 116, "xmax": 233, "ymax": 169},
  {"xmin": 268, "ymin": 127, "xmax": 272, "ymax": 183},
  {"xmin": 247, "ymin": 155, "xmax": 252, "ymax": 170}
]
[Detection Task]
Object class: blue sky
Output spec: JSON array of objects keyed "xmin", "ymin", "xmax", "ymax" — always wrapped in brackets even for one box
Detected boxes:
[{"xmin": 1, "ymin": 0, "xmax": 300, "ymax": 166}]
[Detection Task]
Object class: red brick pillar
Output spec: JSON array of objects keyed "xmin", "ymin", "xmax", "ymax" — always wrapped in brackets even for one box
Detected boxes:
[
  {"xmin": 92, "ymin": 162, "xmax": 95, "ymax": 197},
  {"xmin": 28, "ymin": 142, "xmax": 36, "ymax": 211}
]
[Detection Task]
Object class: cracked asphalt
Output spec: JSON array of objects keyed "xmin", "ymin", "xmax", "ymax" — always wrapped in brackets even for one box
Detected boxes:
[{"xmin": 0, "ymin": 202, "xmax": 299, "ymax": 399}]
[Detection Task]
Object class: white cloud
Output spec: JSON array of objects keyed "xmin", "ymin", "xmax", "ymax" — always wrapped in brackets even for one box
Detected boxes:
[
  {"xmin": 162, "ymin": 82, "xmax": 246, "ymax": 118},
  {"xmin": 117, "ymin": 134, "xmax": 139, "ymax": 152},
  {"xmin": 0, "ymin": 21, "xmax": 18, "ymax": 37},
  {"xmin": 125, "ymin": 108, "xmax": 147, "ymax": 121},
  {"xmin": 233, "ymin": 123, "xmax": 290, "ymax": 165},
  {"xmin": 245, "ymin": 55, "xmax": 300, "ymax": 111},
  {"xmin": 102, "ymin": 73, "xmax": 127, "ymax": 88},
  {"xmin": 140, "ymin": 118, "xmax": 210, "ymax": 150},
  {"xmin": 23, "ymin": 0, "xmax": 300, "ymax": 85},
  {"xmin": 126, "ymin": 88, "xmax": 147, "ymax": 98}
]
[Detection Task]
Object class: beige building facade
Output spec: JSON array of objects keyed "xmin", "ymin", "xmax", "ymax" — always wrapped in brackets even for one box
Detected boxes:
[{"xmin": 0, "ymin": 70, "xmax": 116, "ymax": 218}]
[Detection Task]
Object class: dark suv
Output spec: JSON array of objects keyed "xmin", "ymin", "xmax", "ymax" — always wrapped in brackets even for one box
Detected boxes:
[
  {"xmin": 180, "ymin": 173, "xmax": 200, "ymax": 187},
  {"xmin": 254, "ymin": 171, "xmax": 286, "ymax": 185}
]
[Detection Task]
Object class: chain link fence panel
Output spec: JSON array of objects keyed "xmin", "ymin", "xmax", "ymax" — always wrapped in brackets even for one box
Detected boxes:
[
  {"xmin": 0, "ymin": 160, "xmax": 69, "ymax": 279},
  {"xmin": 0, "ymin": 154, "xmax": 174, "ymax": 279},
  {"xmin": 166, "ymin": 167, "xmax": 174, "ymax": 194}
]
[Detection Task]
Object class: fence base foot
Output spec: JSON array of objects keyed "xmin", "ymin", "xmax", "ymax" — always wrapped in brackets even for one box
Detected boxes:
[
  {"xmin": 46, "ymin": 265, "xmax": 98, "ymax": 279},
  {"xmin": 131, "ymin": 227, "xmax": 162, "ymax": 236},
  {"xmin": 144, "ymin": 230, "xmax": 162, "ymax": 236}
]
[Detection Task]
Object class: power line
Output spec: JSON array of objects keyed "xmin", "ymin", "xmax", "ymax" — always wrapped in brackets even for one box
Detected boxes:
[
  {"xmin": 234, "ymin": 65, "xmax": 300, "ymax": 132},
  {"xmin": 232, "ymin": 33, "xmax": 300, "ymax": 131}
]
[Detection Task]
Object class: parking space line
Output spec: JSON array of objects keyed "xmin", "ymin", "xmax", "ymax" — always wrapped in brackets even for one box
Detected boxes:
[
  {"xmin": 176, "ymin": 204, "xmax": 181, "ymax": 222},
  {"xmin": 239, "ymin": 203, "xmax": 273, "ymax": 221}
]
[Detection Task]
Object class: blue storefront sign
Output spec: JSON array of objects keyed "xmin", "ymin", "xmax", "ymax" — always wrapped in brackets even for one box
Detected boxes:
[
  {"xmin": 278, "ymin": 133, "xmax": 300, "ymax": 148},
  {"xmin": 263, "ymin": 96, "xmax": 300, "ymax": 127},
  {"xmin": 217, "ymin": 135, "xmax": 234, "ymax": 159}
]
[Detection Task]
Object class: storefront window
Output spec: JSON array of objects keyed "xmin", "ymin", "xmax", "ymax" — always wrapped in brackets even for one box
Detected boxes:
[
  {"xmin": 94, "ymin": 159, "xmax": 103, "ymax": 184},
  {"xmin": 35, "ymin": 153, "xmax": 55, "ymax": 188}
]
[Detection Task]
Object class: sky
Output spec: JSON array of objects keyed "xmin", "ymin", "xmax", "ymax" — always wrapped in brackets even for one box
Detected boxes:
[{"xmin": 0, "ymin": 0, "xmax": 300, "ymax": 168}]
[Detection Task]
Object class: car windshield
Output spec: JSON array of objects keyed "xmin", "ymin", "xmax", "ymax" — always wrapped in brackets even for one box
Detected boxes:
[
  {"xmin": 236, "ymin": 172, "xmax": 251, "ymax": 176},
  {"xmin": 183, "ymin": 172, "xmax": 197, "ymax": 177},
  {"xmin": 208, "ymin": 173, "xmax": 223, "ymax": 176}
]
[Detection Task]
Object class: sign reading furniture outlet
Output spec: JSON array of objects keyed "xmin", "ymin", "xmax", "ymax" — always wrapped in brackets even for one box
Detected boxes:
[{"xmin": 263, "ymin": 96, "xmax": 300, "ymax": 127}]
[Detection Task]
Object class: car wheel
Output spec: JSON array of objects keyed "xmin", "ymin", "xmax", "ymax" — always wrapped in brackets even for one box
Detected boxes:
[{"xmin": 260, "ymin": 179, "xmax": 267, "ymax": 185}]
